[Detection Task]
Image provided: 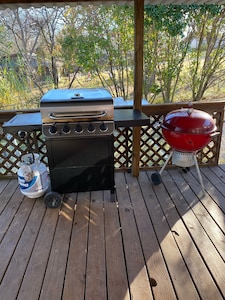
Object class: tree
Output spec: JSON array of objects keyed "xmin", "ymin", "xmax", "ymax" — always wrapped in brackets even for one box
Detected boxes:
[
  {"xmin": 1, "ymin": 4, "xmax": 225, "ymax": 108},
  {"xmin": 144, "ymin": 4, "xmax": 225, "ymax": 103},
  {"xmin": 31, "ymin": 6, "xmax": 66, "ymax": 89},
  {"xmin": 0, "ymin": 7, "xmax": 66, "ymax": 94},
  {"xmin": 144, "ymin": 5, "xmax": 194, "ymax": 103},
  {"xmin": 185, "ymin": 5, "xmax": 225, "ymax": 101},
  {"xmin": 0, "ymin": 25, "xmax": 12, "ymax": 55},
  {"xmin": 0, "ymin": 8, "xmax": 45, "ymax": 93},
  {"xmin": 59, "ymin": 5, "xmax": 134, "ymax": 99}
]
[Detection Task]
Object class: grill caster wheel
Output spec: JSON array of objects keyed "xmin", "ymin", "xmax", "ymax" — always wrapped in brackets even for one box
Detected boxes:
[
  {"xmin": 44, "ymin": 192, "xmax": 62, "ymax": 208},
  {"xmin": 151, "ymin": 172, "xmax": 162, "ymax": 185}
]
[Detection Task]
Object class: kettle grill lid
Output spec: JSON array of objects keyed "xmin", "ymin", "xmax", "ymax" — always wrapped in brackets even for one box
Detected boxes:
[{"xmin": 162, "ymin": 108, "xmax": 216, "ymax": 134}]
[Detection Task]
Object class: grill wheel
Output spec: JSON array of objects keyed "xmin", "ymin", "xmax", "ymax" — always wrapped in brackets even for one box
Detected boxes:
[{"xmin": 44, "ymin": 191, "xmax": 62, "ymax": 208}]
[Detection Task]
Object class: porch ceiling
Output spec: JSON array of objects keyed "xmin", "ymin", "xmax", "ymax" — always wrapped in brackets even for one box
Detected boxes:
[{"xmin": 0, "ymin": 0, "xmax": 224, "ymax": 10}]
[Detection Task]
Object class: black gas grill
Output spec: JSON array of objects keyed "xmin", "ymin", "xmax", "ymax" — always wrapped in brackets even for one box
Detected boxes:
[
  {"xmin": 40, "ymin": 88, "xmax": 115, "ymax": 206},
  {"xmin": 3, "ymin": 88, "xmax": 150, "ymax": 208}
]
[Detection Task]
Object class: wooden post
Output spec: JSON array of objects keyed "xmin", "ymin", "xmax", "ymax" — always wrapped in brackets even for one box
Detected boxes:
[{"xmin": 132, "ymin": 0, "xmax": 144, "ymax": 177}]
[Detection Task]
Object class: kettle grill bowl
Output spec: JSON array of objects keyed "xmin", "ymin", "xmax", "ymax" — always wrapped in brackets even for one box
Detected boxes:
[
  {"xmin": 162, "ymin": 128, "xmax": 212, "ymax": 152},
  {"xmin": 162, "ymin": 108, "xmax": 217, "ymax": 152}
]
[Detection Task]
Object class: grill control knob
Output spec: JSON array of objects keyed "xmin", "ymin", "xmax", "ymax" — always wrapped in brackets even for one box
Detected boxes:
[
  {"xmin": 62, "ymin": 124, "xmax": 70, "ymax": 134},
  {"xmin": 49, "ymin": 124, "xmax": 57, "ymax": 134},
  {"xmin": 100, "ymin": 122, "xmax": 108, "ymax": 132},
  {"xmin": 87, "ymin": 123, "xmax": 95, "ymax": 133},
  {"xmin": 75, "ymin": 124, "xmax": 83, "ymax": 133}
]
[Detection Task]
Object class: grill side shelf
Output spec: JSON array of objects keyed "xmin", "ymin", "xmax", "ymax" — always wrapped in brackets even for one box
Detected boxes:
[
  {"xmin": 2, "ymin": 112, "xmax": 42, "ymax": 134},
  {"xmin": 114, "ymin": 109, "xmax": 150, "ymax": 128}
]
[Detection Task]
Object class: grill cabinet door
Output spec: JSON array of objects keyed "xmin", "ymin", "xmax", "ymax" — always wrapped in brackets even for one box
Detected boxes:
[{"xmin": 46, "ymin": 135, "xmax": 114, "ymax": 194}]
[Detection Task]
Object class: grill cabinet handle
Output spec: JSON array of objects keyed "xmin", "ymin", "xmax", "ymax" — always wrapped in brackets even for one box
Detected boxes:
[{"xmin": 48, "ymin": 111, "xmax": 107, "ymax": 120}]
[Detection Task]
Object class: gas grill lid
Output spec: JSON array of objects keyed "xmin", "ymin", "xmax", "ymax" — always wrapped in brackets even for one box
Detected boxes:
[
  {"xmin": 40, "ymin": 88, "xmax": 114, "ymax": 124},
  {"xmin": 40, "ymin": 88, "xmax": 113, "ymax": 106}
]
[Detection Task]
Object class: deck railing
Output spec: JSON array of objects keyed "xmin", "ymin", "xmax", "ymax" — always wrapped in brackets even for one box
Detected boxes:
[{"xmin": 0, "ymin": 102, "xmax": 224, "ymax": 178}]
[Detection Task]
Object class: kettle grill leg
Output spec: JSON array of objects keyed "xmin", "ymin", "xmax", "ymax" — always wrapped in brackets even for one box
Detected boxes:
[
  {"xmin": 151, "ymin": 151, "xmax": 173, "ymax": 185},
  {"xmin": 193, "ymin": 155, "xmax": 206, "ymax": 195},
  {"xmin": 158, "ymin": 151, "xmax": 173, "ymax": 175}
]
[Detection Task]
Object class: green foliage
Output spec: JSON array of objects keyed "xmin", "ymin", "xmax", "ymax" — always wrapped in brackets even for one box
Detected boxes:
[
  {"xmin": 59, "ymin": 5, "xmax": 134, "ymax": 99},
  {"xmin": 0, "ymin": 55, "xmax": 41, "ymax": 109},
  {"xmin": 145, "ymin": 4, "xmax": 222, "ymax": 36},
  {"xmin": 144, "ymin": 4, "xmax": 225, "ymax": 103},
  {"xmin": 0, "ymin": 25, "xmax": 12, "ymax": 55},
  {"xmin": 2, "ymin": 4, "xmax": 225, "ymax": 108},
  {"xmin": 183, "ymin": 6, "xmax": 225, "ymax": 101}
]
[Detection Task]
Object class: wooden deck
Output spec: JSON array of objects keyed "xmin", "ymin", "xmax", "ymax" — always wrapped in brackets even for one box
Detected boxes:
[{"xmin": 0, "ymin": 165, "xmax": 225, "ymax": 300}]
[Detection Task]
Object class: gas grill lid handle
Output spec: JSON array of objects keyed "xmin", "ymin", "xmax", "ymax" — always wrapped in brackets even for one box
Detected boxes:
[{"xmin": 48, "ymin": 111, "xmax": 107, "ymax": 120}]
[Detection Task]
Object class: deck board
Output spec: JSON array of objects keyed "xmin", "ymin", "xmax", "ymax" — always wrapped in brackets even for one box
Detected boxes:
[
  {"xmin": 0, "ymin": 166, "xmax": 225, "ymax": 300},
  {"xmin": 39, "ymin": 195, "xmax": 74, "ymax": 300},
  {"xmin": 17, "ymin": 206, "xmax": 60, "ymax": 300},
  {"xmin": 115, "ymin": 172, "xmax": 153, "ymax": 300},
  {"xmin": 163, "ymin": 169, "xmax": 224, "ymax": 299},
  {"xmin": 137, "ymin": 171, "xmax": 177, "ymax": 300},
  {"xmin": 104, "ymin": 191, "xmax": 130, "ymax": 300},
  {"xmin": 145, "ymin": 171, "xmax": 200, "ymax": 299},
  {"xmin": 0, "ymin": 199, "xmax": 45, "ymax": 300},
  {"xmin": 85, "ymin": 191, "xmax": 107, "ymax": 300},
  {"xmin": 62, "ymin": 192, "xmax": 89, "ymax": 300}
]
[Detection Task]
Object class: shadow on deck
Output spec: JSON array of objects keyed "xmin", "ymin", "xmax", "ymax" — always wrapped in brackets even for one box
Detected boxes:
[{"xmin": 0, "ymin": 165, "xmax": 225, "ymax": 299}]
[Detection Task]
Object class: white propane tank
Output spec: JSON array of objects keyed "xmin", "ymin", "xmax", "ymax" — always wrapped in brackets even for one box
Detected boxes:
[{"xmin": 18, "ymin": 153, "xmax": 49, "ymax": 198}]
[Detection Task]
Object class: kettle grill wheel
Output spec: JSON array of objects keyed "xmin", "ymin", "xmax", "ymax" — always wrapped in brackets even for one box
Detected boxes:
[{"xmin": 151, "ymin": 172, "xmax": 162, "ymax": 185}]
